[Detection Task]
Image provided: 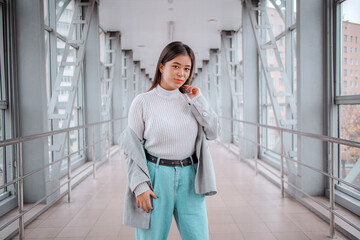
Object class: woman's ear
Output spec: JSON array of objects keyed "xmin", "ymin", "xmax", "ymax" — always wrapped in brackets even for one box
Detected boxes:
[{"xmin": 159, "ymin": 63, "xmax": 164, "ymax": 73}]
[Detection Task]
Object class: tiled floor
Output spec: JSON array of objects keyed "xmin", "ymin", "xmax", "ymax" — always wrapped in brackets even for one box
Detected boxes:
[{"xmin": 13, "ymin": 141, "xmax": 349, "ymax": 240}]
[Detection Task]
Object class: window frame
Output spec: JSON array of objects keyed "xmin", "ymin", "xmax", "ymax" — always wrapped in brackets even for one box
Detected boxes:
[
  {"xmin": 333, "ymin": 0, "xmax": 360, "ymax": 214},
  {"xmin": 45, "ymin": 0, "xmax": 85, "ymax": 177},
  {"xmin": 259, "ymin": 0, "xmax": 297, "ymax": 170},
  {"xmin": 0, "ymin": 0, "xmax": 18, "ymax": 215}
]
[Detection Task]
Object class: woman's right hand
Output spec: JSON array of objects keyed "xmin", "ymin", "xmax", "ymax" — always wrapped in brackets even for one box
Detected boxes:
[{"xmin": 136, "ymin": 190, "xmax": 158, "ymax": 213}]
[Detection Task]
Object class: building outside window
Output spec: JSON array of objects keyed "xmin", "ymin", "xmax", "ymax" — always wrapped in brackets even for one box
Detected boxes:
[
  {"xmin": 259, "ymin": 0, "xmax": 297, "ymax": 170},
  {"xmin": 336, "ymin": 0, "xmax": 360, "ymax": 203},
  {"xmin": 44, "ymin": 0, "xmax": 84, "ymax": 174}
]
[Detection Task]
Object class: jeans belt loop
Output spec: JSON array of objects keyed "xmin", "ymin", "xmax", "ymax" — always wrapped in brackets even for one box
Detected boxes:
[
  {"xmin": 156, "ymin": 157, "xmax": 161, "ymax": 168},
  {"xmin": 180, "ymin": 160, "xmax": 184, "ymax": 168},
  {"xmin": 190, "ymin": 155, "xmax": 194, "ymax": 165}
]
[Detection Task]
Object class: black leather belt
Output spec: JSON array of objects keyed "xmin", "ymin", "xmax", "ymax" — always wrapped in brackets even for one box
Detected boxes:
[{"xmin": 145, "ymin": 150, "xmax": 198, "ymax": 167}]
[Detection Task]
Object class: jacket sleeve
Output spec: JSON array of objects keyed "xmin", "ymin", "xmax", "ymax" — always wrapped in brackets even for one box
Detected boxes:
[
  {"xmin": 126, "ymin": 154, "xmax": 151, "ymax": 194},
  {"xmin": 187, "ymin": 94, "xmax": 220, "ymax": 140}
]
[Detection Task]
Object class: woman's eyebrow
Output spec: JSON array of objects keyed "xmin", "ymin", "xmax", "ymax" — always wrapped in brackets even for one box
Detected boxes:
[{"xmin": 172, "ymin": 62, "xmax": 191, "ymax": 67}]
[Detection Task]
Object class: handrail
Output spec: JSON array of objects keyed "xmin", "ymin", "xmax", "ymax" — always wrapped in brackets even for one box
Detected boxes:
[
  {"xmin": 0, "ymin": 117, "xmax": 127, "ymax": 240},
  {"xmin": 221, "ymin": 117, "xmax": 360, "ymax": 148},
  {"xmin": 0, "ymin": 118, "xmax": 124, "ymax": 148},
  {"xmin": 220, "ymin": 117, "xmax": 360, "ymax": 238}
]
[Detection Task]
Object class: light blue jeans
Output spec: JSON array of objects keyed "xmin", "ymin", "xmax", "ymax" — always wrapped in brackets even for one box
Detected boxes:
[{"xmin": 135, "ymin": 159, "xmax": 209, "ymax": 240}]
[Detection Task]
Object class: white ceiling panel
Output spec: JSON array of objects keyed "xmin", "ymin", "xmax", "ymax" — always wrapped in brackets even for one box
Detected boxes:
[{"xmin": 99, "ymin": 0, "xmax": 242, "ymax": 78}]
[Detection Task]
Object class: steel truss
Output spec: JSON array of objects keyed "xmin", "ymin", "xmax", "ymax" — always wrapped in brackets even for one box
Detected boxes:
[
  {"xmin": 244, "ymin": 0, "xmax": 298, "ymax": 177},
  {"xmin": 221, "ymin": 31, "xmax": 244, "ymax": 141},
  {"xmin": 100, "ymin": 32, "xmax": 120, "ymax": 121},
  {"xmin": 245, "ymin": 0, "xmax": 297, "ymax": 128},
  {"xmin": 47, "ymin": 0, "xmax": 95, "ymax": 157}
]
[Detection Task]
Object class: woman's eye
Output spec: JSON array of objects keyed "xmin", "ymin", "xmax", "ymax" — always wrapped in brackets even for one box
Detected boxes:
[
  {"xmin": 185, "ymin": 68, "xmax": 190, "ymax": 71},
  {"xmin": 173, "ymin": 65, "xmax": 179, "ymax": 69}
]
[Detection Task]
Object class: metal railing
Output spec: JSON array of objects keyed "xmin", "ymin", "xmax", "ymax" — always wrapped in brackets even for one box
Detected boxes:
[
  {"xmin": 220, "ymin": 117, "xmax": 360, "ymax": 239},
  {"xmin": 0, "ymin": 117, "xmax": 126, "ymax": 240}
]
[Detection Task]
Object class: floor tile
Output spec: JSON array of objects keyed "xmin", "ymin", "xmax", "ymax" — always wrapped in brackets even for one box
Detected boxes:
[
  {"xmin": 211, "ymin": 232, "xmax": 245, "ymax": 240},
  {"xmin": 242, "ymin": 232, "xmax": 277, "ymax": 240},
  {"xmin": 9, "ymin": 142, "xmax": 352, "ymax": 240}
]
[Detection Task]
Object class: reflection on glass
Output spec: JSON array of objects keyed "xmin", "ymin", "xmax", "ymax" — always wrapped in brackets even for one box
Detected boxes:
[
  {"xmin": 340, "ymin": 0, "xmax": 360, "ymax": 96},
  {"xmin": 69, "ymin": 96, "xmax": 79, "ymax": 155},
  {"xmin": 0, "ymin": 112, "xmax": 4, "ymax": 194},
  {"xmin": 56, "ymin": 0, "xmax": 74, "ymax": 37},
  {"xmin": 99, "ymin": 30, "xmax": 105, "ymax": 63},
  {"xmin": 340, "ymin": 105, "xmax": 360, "ymax": 193},
  {"xmin": 44, "ymin": 0, "xmax": 49, "ymax": 25},
  {"xmin": 45, "ymin": 31, "xmax": 51, "ymax": 102}
]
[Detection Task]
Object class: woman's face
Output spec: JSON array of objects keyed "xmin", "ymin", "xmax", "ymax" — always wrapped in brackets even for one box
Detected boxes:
[{"xmin": 159, "ymin": 54, "xmax": 192, "ymax": 91}]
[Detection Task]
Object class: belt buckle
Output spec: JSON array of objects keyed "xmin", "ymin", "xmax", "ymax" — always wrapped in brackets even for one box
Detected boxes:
[{"xmin": 180, "ymin": 160, "xmax": 184, "ymax": 167}]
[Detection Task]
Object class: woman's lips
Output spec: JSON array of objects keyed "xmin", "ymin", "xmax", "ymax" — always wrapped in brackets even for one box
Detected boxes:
[{"xmin": 175, "ymin": 79, "xmax": 184, "ymax": 83}]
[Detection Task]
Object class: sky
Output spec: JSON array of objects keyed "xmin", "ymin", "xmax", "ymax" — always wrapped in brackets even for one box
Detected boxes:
[{"xmin": 343, "ymin": 0, "xmax": 360, "ymax": 24}]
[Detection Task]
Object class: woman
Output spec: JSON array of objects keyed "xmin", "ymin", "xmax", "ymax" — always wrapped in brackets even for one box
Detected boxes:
[{"xmin": 119, "ymin": 41, "xmax": 219, "ymax": 240}]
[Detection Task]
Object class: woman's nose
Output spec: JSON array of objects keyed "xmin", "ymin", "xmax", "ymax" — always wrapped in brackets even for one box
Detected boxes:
[{"xmin": 177, "ymin": 68, "xmax": 184, "ymax": 76}]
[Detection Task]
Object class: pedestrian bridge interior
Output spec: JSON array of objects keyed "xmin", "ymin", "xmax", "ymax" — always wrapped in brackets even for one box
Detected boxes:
[{"xmin": 0, "ymin": 0, "xmax": 359, "ymax": 239}]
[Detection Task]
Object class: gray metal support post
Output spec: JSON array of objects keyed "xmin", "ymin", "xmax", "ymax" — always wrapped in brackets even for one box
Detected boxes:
[
  {"xmin": 297, "ymin": 0, "xmax": 326, "ymax": 196},
  {"xmin": 329, "ymin": 142, "xmax": 336, "ymax": 238},
  {"xmin": 84, "ymin": 1, "xmax": 101, "ymax": 162},
  {"xmin": 242, "ymin": 2, "xmax": 258, "ymax": 158},
  {"xmin": 209, "ymin": 50, "xmax": 220, "ymax": 114},
  {"xmin": 255, "ymin": 126, "xmax": 258, "ymax": 175},
  {"xmin": 67, "ymin": 132, "xmax": 72, "ymax": 203},
  {"xmin": 280, "ymin": 130, "xmax": 285, "ymax": 198},
  {"xmin": 108, "ymin": 122, "xmax": 111, "ymax": 162},
  {"xmin": 111, "ymin": 33, "xmax": 123, "ymax": 142},
  {"xmin": 92, "ymin": 126, "xmax": 96, "ymax": 179},
  {"xmin": 126, "ymin": 51, "xmax": 135, "ymax": 112},
  {"xmin": 15, "ymin": 0, "xmax": 48, "ymax": 203},
  {"xmin": 16, "ymin": 143, "xmax": 24, "ymax": 240},
  {"xmin": 220, "ymin": 39, "xmax": 233, "ymax": 143}
]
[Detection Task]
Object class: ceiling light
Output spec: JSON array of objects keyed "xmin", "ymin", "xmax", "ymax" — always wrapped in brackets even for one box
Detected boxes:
[{"xmin": 168, "ymin": 21, "xmax": 174, "ymax": 41}]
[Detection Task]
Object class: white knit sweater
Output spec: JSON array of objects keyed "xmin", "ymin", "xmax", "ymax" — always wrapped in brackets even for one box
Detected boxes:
[{"xmin": 128, "ymin": 84, "xmax": 200, "ymax": 196}]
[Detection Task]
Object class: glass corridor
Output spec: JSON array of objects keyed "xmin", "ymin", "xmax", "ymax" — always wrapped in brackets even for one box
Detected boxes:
[{"xmin": 0, "ymin": 0, "xmax": 359, "ymax": 239}]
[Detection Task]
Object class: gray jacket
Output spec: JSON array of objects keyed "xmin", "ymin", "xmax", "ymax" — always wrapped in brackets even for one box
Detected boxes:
[{"xmin": 118, "ymin": 94, "xmax": 219, "ymax": 229}]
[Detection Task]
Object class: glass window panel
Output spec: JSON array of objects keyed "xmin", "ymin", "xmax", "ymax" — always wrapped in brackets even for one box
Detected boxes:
[
  {"xmin": 292, "ymin": 29, "xmax": 297, "ymax": 94},
  {"xmin": 260, "ymin": 0, "xmax": 297, "ymax": 164},
  {"xmin": 99, "ymin": 30, "xmax": 105, "ymax": 63},
  {"xmin": 69, "ymin": 96, "xmax": 79, "ymax": 156},
  {"xmin": 339, "ymin": 0, "xmax": 360, "ymax": 96},
  {"xmin": 44, "ymin": 31, "xmax": 51, "ymax": 102},
  {"xmin": 44, "ymin": 0, "xmax": 49, "ymax": 26},
  {"xmin": 267, "ymin": 1, "xmax": 285, "ymax": 35},
  {"xmin": 339, "ymin": 105, "xmax": 360, "ymax": 194},
  {"xmin": 56, "ymin": 0, "xmax": 74, "ymax": 37}
]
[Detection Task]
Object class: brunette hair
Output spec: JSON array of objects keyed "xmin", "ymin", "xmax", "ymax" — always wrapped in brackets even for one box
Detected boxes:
[{"xmin": 147, "ymin": 41, "xmax": 195, "ymax": 93}]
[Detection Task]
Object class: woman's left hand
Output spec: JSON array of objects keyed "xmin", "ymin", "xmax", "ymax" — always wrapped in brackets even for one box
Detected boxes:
[{"xmin": 184, "ymin": 85, "xmax": 201, "ymax": 99}]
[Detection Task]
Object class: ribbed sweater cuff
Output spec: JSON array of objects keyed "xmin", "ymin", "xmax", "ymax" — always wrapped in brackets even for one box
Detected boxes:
[{"xmin": 134, "ymin": 182, "xmax": 150, "ymax": 197}]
